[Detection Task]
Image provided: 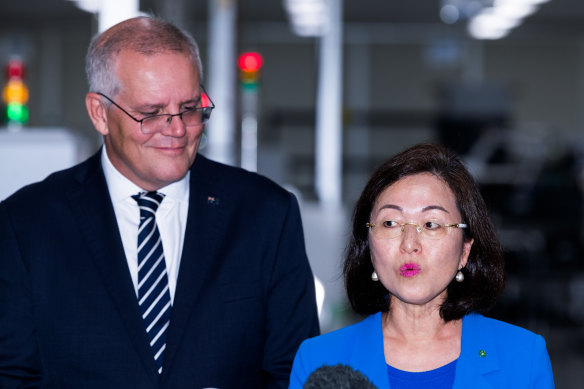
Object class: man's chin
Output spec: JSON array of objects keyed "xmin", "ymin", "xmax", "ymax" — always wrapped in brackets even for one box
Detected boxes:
[{"xmin": 158, "ymin": 168, "xmax": 190, "ymax": 184}]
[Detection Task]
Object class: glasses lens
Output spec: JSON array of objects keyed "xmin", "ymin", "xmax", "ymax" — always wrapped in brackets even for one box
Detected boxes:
[
  {"xmin": 420, "ymin": 221, "xmax": 446, "ymax": 239},
  {"xmin": 140, "ymin": 107, "xmax": 214, "ymax": 134},
  {"xmin": 369, "ymin": 220, "xmax": 402, "ymax": 240},
  {"xmin": 384, "ymin": 221, "xmax": 403, "ymax": 239},
  {"xmin": 182, "ymin": 107, "xmax": 213, "ymax": 126},
  {"xmin": 370, "ymin": 221, "xmax": 448, "ymax": 240},
  {"xmin": 141, "ymin": 115, "xmax": 169, "ymax": 134}
]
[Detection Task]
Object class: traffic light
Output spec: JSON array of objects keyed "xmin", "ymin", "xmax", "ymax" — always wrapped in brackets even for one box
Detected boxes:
[
  {"xmin": 2, "ymin": 58, "xmax": 29, "ymax": 125},
  {"xmin": 238, "ymin": 52, "xmax": 263, "ymax": 91}
]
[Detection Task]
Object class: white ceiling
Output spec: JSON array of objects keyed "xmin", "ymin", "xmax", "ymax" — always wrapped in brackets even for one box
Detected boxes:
[{"xmin": 2, "ymin": 0, "xmax": 584, "ymax": 33}]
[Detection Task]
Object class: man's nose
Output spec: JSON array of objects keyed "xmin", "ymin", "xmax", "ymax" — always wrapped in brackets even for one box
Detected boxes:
[{"xmin": 161, "ymin": 114, "xmax": 186, "ymax": 137}]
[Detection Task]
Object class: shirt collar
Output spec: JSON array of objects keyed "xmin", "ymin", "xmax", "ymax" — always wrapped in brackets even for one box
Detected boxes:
[{"xmin": 101, "ymin": 146, "xmax": 190, "ymax": 204}]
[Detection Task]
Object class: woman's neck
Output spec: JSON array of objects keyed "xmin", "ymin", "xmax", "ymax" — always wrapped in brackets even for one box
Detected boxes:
[
  {"xmin": 383, "ymin": 300, "xmax": 451, "ymax": 340},
  {"xmin": 382, "ymin": 300, "xmax": 463, "ymax": 371}
]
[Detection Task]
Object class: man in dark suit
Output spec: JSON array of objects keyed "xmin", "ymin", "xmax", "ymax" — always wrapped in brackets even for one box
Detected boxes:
[{"xmin": 0, "ymin": 16, "xmax": 319, "ymax": 388}]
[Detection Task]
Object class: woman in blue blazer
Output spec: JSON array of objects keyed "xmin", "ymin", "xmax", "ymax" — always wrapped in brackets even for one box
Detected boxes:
[{"xmin": 291, "ymin": 143, "xmax": 554, "ymax": 389}]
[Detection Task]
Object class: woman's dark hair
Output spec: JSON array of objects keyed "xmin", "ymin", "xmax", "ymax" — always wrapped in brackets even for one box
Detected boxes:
[{"xmin": 344, "ymin": 143, "xmax": 505, "ymax": 322}]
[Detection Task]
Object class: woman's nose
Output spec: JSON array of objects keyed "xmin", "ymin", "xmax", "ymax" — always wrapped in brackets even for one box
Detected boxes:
[{"xmin": 400, "ymin": 224, "xmax": 421, "ymax": 253}]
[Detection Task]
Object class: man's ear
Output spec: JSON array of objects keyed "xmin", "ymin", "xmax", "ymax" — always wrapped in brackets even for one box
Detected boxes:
[{"xmin": 85, "ymin": 92, "xmax": 109, "ymax": 136}]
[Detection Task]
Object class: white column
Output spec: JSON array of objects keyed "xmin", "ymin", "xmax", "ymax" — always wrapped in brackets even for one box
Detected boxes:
[
  {"xmin": 205, "ymin": 0, "xmax": 238, "ymax": 166},
  {"xmin": 315, "ymin": 0, "xmax": 343, "ymax": 207},
  {"xmin": 240, "ymin": 89, "xmax": 259, "ymax": 172}
]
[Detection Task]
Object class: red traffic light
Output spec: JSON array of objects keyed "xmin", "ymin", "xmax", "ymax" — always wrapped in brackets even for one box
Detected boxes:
[
  {"xmin": 238, "ymin": 52, "xmax": 263, "ymax": 73},
  {"xmin": 6, "ymin": 59, "xmax": 25, "ymax": 80}
]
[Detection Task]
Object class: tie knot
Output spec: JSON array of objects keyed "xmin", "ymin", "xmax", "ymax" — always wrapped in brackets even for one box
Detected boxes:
[{"xmin": 132, "ymin": 191, "xmax": 165, "ymax": 214}]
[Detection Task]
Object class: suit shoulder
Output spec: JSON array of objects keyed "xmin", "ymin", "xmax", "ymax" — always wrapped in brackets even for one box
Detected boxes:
[
  {"xmin": 195, "ymin": 154, "xmax": 292, "ymax": 198},
  {"xmin": 3, "ymin": 154, "xmax": 97, "ymax": 206},
  {"xmin": 465, "ymin": 313, "xmax": 546, "ymax": 346},
  {"xmin": 292, "ymin": 314, "xmax": 384, "ymax": 384},
  {"xmin": 300, "ymin": 314, "xmax": 377, "ymax": 355}
]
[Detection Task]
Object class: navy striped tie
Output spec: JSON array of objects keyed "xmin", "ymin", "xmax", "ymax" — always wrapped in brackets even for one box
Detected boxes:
[{"xmin": 132, "ymin": 191, "xmax": 171, "ymax": 374}]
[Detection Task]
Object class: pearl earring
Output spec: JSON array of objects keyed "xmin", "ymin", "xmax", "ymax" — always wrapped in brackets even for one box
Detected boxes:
[
  {"xmin": 455, "ymin": 270, "xmax": 464, "ymax": 283},
  {"xmin": 371, "ymin": 271, "xmax": 379, "ymax": 281}
]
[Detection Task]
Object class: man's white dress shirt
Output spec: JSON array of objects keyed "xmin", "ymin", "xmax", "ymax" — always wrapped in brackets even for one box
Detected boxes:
[{"xmin": 101, "ymin": 147, "xmax": 189, "ymax": 303}]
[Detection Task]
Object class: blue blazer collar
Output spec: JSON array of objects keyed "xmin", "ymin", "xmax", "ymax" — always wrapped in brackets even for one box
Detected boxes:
[
  {"xmin": 344, "ymin": 312, "xmax": 501, "ymax": 389},
  {"xmin": 346, "ymin": 313, "xmax": 389, "ymax": 389},
  {"xmin": 454, "ymin": 313, "xmax": 500, "ymax": 388}
]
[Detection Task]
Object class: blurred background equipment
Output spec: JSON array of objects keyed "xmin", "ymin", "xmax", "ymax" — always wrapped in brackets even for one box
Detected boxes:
[{"xmin": 2, "ymin": 0, "xmax": 584, "ymax": 386}]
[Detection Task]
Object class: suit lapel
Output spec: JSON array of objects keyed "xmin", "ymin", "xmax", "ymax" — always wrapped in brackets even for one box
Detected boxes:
[
  {"xmin": 453, "ymin": 314, "xmax": 499, "ymax": 388},
  {"xmin": 349, "ymin": 313, "xmax": 391, "ymax": 389},
  {"xmin": 163, "ymin": 155, "xmax": 227, "ymax": 371},
  {"xmin": 66, "ymin": 153, "xmax": 159, "ymax": 385}
]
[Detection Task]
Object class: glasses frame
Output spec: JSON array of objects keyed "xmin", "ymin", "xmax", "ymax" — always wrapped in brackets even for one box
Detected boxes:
[
  {"xmin": 96, "ymin": 86, "xmax": 215, "ymax": 134},
  {"xmin": 366, "ymin": 220, "xmax": 467, "ymax": 240}
]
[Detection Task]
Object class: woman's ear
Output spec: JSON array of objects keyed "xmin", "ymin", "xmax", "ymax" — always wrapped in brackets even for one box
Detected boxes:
[
  {"xmin": 460, "ymin": 238, "xmax": 474, "ymax": 269},
  {"xmin": 85, "ymin": 92, "xmax": 110, "ymax": 136}
]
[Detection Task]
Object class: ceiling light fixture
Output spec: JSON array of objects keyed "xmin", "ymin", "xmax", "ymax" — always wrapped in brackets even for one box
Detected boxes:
[
  {"xmin": 283, "ymin": 0, "xmax": 329, "ymax": 37},
  {"xmin": 467, "ymin": 0, "xmax": 552, "ymax": 40}
]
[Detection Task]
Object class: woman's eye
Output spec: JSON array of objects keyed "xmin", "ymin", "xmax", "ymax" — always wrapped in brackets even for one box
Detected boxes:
[
  {"xmin": 424, "ymin": 221, "xmax": 441, "ymax": 230},
  {"xmin": 382, "ymin": 220, "xmax": 399, "ymax": 228}
]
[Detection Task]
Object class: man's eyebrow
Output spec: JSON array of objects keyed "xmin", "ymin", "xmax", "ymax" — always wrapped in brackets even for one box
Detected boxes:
[
  {"xmin": 179, "ymin": 94, "xmax": 203, "ymax": 107},
  {"xmin": 182, "ymin": 97, "xmax": 200, "ymax": 105},
  {"xmin": 134, "ymin": 96, "xmax": 201, "ymax": 112},
  {"xmin": 135, "ymin": 103, "xmax": 164, "ymax": 111}
]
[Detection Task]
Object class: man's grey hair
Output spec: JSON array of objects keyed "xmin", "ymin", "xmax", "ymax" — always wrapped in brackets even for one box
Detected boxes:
[{"xmin": 86, "ymin": 16, "xmax": 203, "ymax": 97}]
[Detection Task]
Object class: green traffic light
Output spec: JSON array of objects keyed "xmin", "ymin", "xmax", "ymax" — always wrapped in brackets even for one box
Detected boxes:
[
  {"xmin": 6, "ymin": 102, "xmax": 29, "ymax": 123},
  {"xmin": 240, "ymin": 80, "xmax": 259, "ymax": 92}
]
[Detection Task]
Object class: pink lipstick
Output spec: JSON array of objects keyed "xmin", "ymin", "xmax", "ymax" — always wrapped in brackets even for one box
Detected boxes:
[{"xmin": 399, "ymin": 263, "xmax": 421, "ymax": 277}]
